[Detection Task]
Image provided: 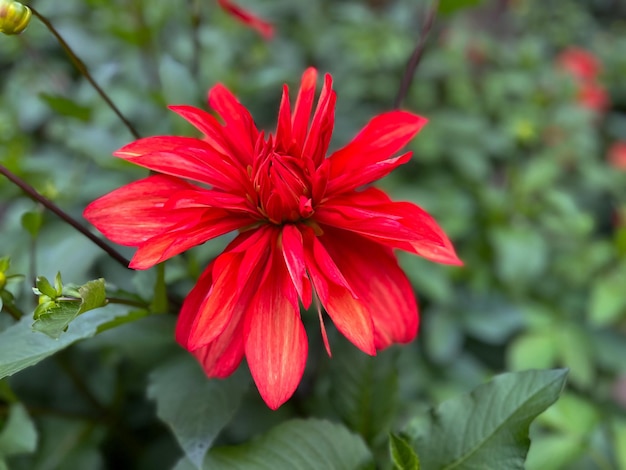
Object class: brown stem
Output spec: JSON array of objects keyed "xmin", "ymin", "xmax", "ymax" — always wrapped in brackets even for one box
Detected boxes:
[
  {"xmin": 0, "ymin": 164, "xmax": 131, "ymax": 269},
  {"xmin": 29, "ymin": 7, "xmax": 141, "ymax": 140},
  {"xmin": 393, "ymin": 0, "xmax": 440, "ymax": 109}
]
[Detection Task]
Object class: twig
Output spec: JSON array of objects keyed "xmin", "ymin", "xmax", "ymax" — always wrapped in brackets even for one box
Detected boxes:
[
  {"xmin": 393, "ymin": 0, "xmax": 440, "ymax": 109},
  {"xmin": 0, "ymin": 164, "xmax": 131, "ymax": 269},
  {"xmin": 29, "ymin": 6, "xmax": 141, "ymax": 140}
]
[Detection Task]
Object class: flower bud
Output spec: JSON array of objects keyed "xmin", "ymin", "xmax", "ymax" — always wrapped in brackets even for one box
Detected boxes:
[{"xmin": 0, "ymin": 0, "xmax": 32, "ymax": 36}]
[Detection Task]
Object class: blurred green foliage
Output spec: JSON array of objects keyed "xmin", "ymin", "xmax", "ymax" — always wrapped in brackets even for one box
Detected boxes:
[{"xmin": 1, "ymin": 0, "xmax": 626, "ymax": 468}]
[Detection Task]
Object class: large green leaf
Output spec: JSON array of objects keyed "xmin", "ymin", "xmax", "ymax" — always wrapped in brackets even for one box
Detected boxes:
[
  {"xmin": 407, "ymin": 369, "xmax": 568, "ymax": 469},
  {"xmin": 147, "ymin": 354, "xmax": 248, "ymax": 469},
  {"xmin": 174, "ymin": 419, "xmax": 373, "ymax": 470},
  {"xmin": 329, "ymin": 342, "xmax": 398, "ymax": 445},
  {"xmin": 0, "ymin": 305, "xmax": 129, "ymax": 380}
]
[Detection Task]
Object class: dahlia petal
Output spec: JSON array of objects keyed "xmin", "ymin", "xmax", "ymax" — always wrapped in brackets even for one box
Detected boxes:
[
  {"xmin": 327, "ymin": 111, "xmax": 427, "ymax": 191},
  {"xmin": 175, "ymin": 261, "xmax": 214, "ymax": 347},
  {"xmin": 303, "ymin": 73, "xmax": 336, "ymax": 166},
  {"xmin": 168, "ymin": 105, "xmax": 231, "ymax": 154},
  {"xmin": 245, "ymin": 249, "xmax": 307, "ymax": 410},
  {"xmin": 275, "ymin": 84, "xmax": 292, "ymax": 152},
  {"xmin": 326, "ymin": 151, "xmax": 413, "ymax": 195},
  {"xmin": 115, "ymin": 138, "xmax": 246, "ymax": 191},
  {"xmin": 316, "ymin": 188, "xmax": 462, "ymax": 266},
  {"xmin": 216, "ymin": 0, "xmax": 274, "ymax": 40},
  {"xmin": 303, "ymin": 231, "xmax": 375, "ymax": 355},
  {"xmin": 321, "ymin": 228, "xmax": 419, "ymax": 349},
  {"xmin": 209, "ymin": 84, "xmax": 259, "ymax": 165},
  {"xmin": 165, "ymin": 189, "xmax": 259, "ymax": 217},
  {"xmin": 129, "ymin": 211, "xmax": 252, "ymax": 269},
  {"xmin": 291, "ymin": 68, "xmax": 318, "ymax": 156},
  {"xmin": 186, "ymin": 252, "xmax": 243, "ymax": 350},
  {"xmin": 192, "ymin": 317, "xmax": 246, "ymax": 378},
  {"xmin": 281, "ymin": 224, "xmax": 312, "ymax": 308},
  {"xmin": 83, "ymin": 175, "xmax": 197, "ymax": 246}
]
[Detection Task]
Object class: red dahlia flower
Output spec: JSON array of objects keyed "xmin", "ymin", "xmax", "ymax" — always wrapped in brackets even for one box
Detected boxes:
[{"xmin": 84, "ymin": 68, "xmax": 461, "ymax": 409}]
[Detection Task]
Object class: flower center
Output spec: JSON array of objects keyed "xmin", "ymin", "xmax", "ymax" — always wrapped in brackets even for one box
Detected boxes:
[{"xmin": 253, "ymin": 152, "xmax": 314, "ymax": 224}]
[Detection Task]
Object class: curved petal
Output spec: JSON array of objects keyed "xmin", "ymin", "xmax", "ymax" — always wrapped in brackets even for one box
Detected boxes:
[
  {"xmin": 321, "ymin": 228, "xmax": 419, "ymax": 349},
  {"xmin": 326, "ymin": 111, "xmax": 427, "ymax": 193},
  {"xmin": 83, "ymin": 175, "xmax": 197, "ymax": 246},
  {"xmin": 208, "ymin": 84, "xmax": 259, "ymax": 166},
  {"xmin": 186, "ymin": 252, "xmax": 243, "ymax": 350},
  {"xmin": 175, "ymin": 260, "xmax": 215, "ymax": 347},
  {"xmin": 291, "ymin": 68, "xmax": 318, "ymax": 155},
  {"xmin": 303, "ymin": 73, "xmax": 336, "ymax": 166},
  {"xmin": 245, "ymin": 245, "xmax": 307, "ymax": 410},
  {"xmin": 281, "ymin": 224, "xmax": 312, "ymax": 309},
  {"xmin": 316, "ymin": 188, "xmax": 462, "ymax": 266},
  {"xmin": 129, "ymin": 211, "xmax": 253, "ymax": 269},
  {"xmin": 114, "ymin": 137, "xmax": 247, "ymax": 192},
  {"xmin": 168, "ymin": 105, "xmax": 232, "ymax": 155},
  {"xmin": 186, "ymin": 259, "xmax": 250, "ymax": 378},
  {"xmin": 275, "ymin": 84, "xmax": 292, "ymax": 153},
  {"xmin": 192, "ymin": 318, "xmax": 246, "ymax": 378},
  {"xmin": 325, "ymin": 151, "xmax": 413, "ymax": 195},
  {"xmin": 164, "ymin": 189, "xmax": 259, "ymax": 218},
  {"xmin": 302, "ymin": 228, "xmax": 375, "ymax": 355}
]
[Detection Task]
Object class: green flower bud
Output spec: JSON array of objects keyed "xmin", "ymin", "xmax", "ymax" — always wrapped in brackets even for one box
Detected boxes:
[{"xmin": 0, "ymin": 0, "xmax": 32, "ymax": 35}]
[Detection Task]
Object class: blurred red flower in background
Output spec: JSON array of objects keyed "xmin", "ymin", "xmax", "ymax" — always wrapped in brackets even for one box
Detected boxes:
[
  {"xmin": 557, "ymin": 47, "xmax": 601, "ymax": 82},
  {"xmin": 608, "ymin": 142, "xmax": 626, "ymax": 170},
  {"xmin": 84, "ymin": 68, "xmax": 461, "ymax": 409},
  {"xmin": 217, "ymin": 0, "xmax": 273, "ymax": 39},
  {"xmin": 557, "ymin": 47, "xmax": 609, "ymax": 113}
]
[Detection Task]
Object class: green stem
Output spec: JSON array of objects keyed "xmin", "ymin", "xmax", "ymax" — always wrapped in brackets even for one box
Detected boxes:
[
  {"xmin": 29, "ymin": 6, "xmax": 141, "ymax": 140},
  {"xmin": 2, "ymin": 301, "xmax": 23, "ymax": 321}
]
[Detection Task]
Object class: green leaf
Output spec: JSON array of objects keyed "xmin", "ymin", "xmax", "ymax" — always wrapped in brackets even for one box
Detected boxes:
[
  {"xmin": 589, "ymin": 266, "xmax": 626, "ymax": 326},
  {"xmin": 147, "ymin": 354, "xmax": 248, "ymax": 469},
  {"xmin": 177, "ymin": 419, "xmax": 372, "ymax": 470},
  {"xmin": 32, "ymin": 278, "xmax": 107, "ymax": 339},
  {"xmin": 0, "ymin": 305, "xmax": 128, "ymax": 380},
  {"xmin": 20, "ymin": 211, "xmax": 43, "ymax": 238},
  {"xmin": 612, "ymin": 418, "xmax": 626, "ymax": 470},
  {"xmin": 0, "ymin": 403, "xmax": 37, "ymax": 457},
  {"xmin": 390, "ymin": 433, "xmax": 420, "ymax": 470},
  {"xmin": 38, "ymin": 93, "xmax": 92, "ymax": 122},
  {"xmin": 407, "ymin": 369, "xmax": 568, "ymax": 469},
  {"xmin": 508, "ymin": 331, "xmax": 558, "ymax": 371},
  {"xmin": 34, "ymin": 275, "xmax": 59, "ymax": 299},
  {"xmin": 329, "ymin": 343, "xmax": 398, "ymax": 445}
]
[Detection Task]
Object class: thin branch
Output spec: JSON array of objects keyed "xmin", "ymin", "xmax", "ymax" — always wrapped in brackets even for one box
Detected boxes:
[
  {"xmin": 393, "ymin": 0, "xmax": 440, "ymax": 109},
  {"xmin": 29, "ymin": 6, "xmax": 141, "ymax": 140},
  {"xmin": 0, "ymin": 164, "xmax": 131, "ymax": 269}
]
